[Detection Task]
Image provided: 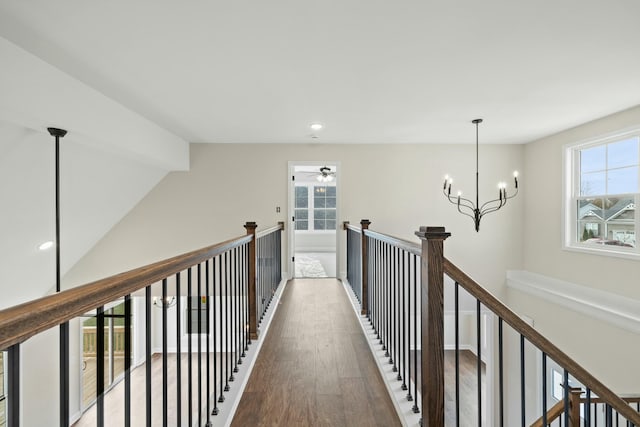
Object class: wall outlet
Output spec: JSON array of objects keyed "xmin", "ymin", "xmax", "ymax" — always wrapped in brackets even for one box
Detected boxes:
[{"xmin": 276, "ymin": 206, "xmax": 281, "ymax": 213}]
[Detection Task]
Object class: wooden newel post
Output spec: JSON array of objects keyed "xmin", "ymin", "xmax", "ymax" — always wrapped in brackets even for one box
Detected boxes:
[
  {"xmin": 569, "ymin": 387, "xmax": 582, "ymax": 427},
  {"xmin": 415, "ymin": 226, "xmax": 451, "ymax": 427},
  {"xmin": 360, "ymin": 219, "xmax": 371, "ymax": 316},
  {"xmin": 244, "ymin": 221, "xmax": 259, "ymax": 340}
]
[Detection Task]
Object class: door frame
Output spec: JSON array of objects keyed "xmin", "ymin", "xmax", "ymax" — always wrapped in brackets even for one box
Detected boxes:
[{"xmin": 287, "ymin": 160, "xmax": 341, "ymax": 279}]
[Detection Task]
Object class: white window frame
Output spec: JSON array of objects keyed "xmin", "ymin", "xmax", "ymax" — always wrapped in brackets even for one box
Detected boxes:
[{"xmin": 563, "ymin": 126, "xmax": 640, "ymax": 260}]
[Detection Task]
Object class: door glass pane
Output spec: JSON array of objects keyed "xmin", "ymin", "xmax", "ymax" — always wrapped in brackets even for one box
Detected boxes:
[{"xmin": 295, "ymin": 186, "xmax": 308, "ymax": 208}]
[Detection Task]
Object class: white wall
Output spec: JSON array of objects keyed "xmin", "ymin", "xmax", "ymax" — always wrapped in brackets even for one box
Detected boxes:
[
  {"xmin": 65, "ymin": 143, "xmax": 525, "ymax": 300},
  {"xmin": 510, "ymin": 105, "xmax": 640, "ymax": 393}
]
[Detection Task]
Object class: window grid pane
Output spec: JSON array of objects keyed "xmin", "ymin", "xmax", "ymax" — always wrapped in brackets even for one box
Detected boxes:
[{"xmin": 574, "ymin": 134, "xmax": 639, "ymax": 253}]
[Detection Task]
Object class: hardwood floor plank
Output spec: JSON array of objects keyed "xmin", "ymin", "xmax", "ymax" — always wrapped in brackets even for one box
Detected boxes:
[{"xmin": 231, "ymin": 279, "xmax": 401, "ymax": 426}]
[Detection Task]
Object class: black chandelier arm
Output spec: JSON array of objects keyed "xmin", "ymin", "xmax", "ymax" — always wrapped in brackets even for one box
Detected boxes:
[
  {"xmin": 443, "ymin": 188, "xmax": 476, "ymax": 210},
  {"xmin": 505, "ymin": 187, "xmax": 519, "ymax": 200},
  {"xmin": 480, "ymin": 203, "xmax": 507, "ymax": 216},
  {"xmin": 479, "ymin": 197, "xmax": 504, "ymax": 212},
  {"xmin": 457, "ymin": 204, "xmax": 477, "ymax": 220}
]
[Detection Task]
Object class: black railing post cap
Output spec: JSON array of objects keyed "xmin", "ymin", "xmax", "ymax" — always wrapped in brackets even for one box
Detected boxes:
[
  {"xmin": 244, "ymin": 221, "xmax": 258, "ymax": 230},
  {"xmin": 415, "ymin": 226, "xmax": 451, "ymax": 240},
  {"xmin": 360, "ymin": 219, "xmax": 371, "ymax": 226}
]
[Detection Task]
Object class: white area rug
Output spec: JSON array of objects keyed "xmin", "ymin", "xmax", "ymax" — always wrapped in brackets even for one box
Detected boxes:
[{"xmin": 295, "ymin": 254, "xmax": 328, "ymax": 277}]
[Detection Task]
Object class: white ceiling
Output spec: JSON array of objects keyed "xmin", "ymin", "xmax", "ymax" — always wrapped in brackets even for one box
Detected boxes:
[{"xmin": 1, "ymin": 0, "xmax": 639, "ymax": 145}]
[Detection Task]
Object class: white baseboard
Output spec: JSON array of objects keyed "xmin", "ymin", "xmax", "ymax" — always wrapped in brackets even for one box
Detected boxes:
[{"xmin": 507, "ymin": 270, "xmax": 640, "ymax": 335}]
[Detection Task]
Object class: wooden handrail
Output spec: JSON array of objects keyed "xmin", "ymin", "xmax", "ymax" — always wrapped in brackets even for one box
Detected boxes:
[
  {"xmin": 530, "ymin": 399, "xmax": 565, "ymax": 427},
  {"xmin": 444, "ymin": 258, "xmax": 640, "ymax": 424},
  {"xmin": 0, "ymin": 233, "xmax": 252, "ymax": 351},
  {"xmin": 364, "ymin": 228, "xmax": 421, "ymax": 256},
  {"xmin": 343, "ymin": 221, "xmax": 361, "ymax": 233},
  {"xmin": 530, "ymin": 388, "xmax": 582, "ymax": 427},
  {"xmin": 581, "ymin": 396, "xmax": 640, "ymax": 404},
  {"xmin": 256, "ymin": 221, "xmax": 285, "ymax": 238}
]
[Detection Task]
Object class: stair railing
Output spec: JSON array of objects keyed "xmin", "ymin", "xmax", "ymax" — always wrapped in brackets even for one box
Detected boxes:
[
  {"xmin": 343, "ymin": 220, "xmax": 640, "ymax": 427},
  {"xmin": 0, "ymin": 221, "xmax": 284, "ymax": 427}
]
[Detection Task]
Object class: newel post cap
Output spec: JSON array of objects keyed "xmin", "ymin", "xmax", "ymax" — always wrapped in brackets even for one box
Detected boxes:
[
  {"xmin": 360, "ymin": 219, "xmax": 371, "ymax": 228},
  {"xmin": 415, "ymin": 226, "xmax": 451, "ymax": 241},
  {"xmin": 244, "ymin": 221, "xmax": 258, "ymax": 232}
]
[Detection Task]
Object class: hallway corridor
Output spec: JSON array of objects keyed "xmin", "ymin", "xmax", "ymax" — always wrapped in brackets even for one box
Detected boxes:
[{"xmin": 231, "ymin": 278, "xmax": 401, "ymax": 426}]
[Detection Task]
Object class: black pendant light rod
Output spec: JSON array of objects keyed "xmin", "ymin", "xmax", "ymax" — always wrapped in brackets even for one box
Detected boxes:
[
  {"xmin": 48, "ymin": 127, "xmax": 70, "ymax": 427},
  {"xmin": 443, "ymin": 119, "xmax": 519, "ymax": 232},
  {"xmin": 47, "ymin": 127, "xmax": 67, "ymax": 292}
]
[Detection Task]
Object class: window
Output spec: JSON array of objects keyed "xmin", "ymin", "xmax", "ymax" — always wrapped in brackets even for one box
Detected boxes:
[
  {"xmin": 81, "ymin": 301, "xmax": 131, "ymax": 409},
  {"xmin": 565, "ymin": 130, "xmax": 639, "ymax": 257},
  {"xmin": 294, "ymin": 184, "xmax": 337, "ymax": 230},
  {"xmin": 187, "ymin": 296, "xmax": 209, "ymax": 334}
]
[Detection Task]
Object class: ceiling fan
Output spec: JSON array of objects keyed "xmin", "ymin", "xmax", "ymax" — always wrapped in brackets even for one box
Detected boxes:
[{"xmin": 297, "ymin": 166, "xmax": 337, "ymax": 182}]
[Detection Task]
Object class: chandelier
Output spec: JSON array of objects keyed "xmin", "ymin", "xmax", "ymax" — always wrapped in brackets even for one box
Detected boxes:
[{"xmin": 443, "ymin": 119, "xmax": 519, "ymax": 232}]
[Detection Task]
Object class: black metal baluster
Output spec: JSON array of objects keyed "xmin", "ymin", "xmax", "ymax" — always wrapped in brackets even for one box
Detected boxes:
[
  {"xmin": 235, "ymin": 247, "xmax": 241, "ymax": 371},
  {"xmin": 542, "ymin": 353, "xmax": 548, "ymax": 427},
  {"xmin": 226, "ymin": 251, "xmax": 232, "ymax": 390},
  {"xmin": 175, "ymin": 274, "xmax": 181, "ymax": 426},
  {"xmin": 455, "ymin": 282, "xmax": 460, "ymax": 427},
  {"xmin": 97, "ymin": 305, "xmax": 105, "ymax": 427},
  {"xmin": 7, "ymin": 344, "xmax": 20, "ymax": 427},
  {"xmin": 187, "ymin": 268, "xmax": 193, "ymax": 427},
  {"xmin": 499, "ymin": 318, "xmax": 504, "ymax": 427},
  {"xmin": 406, "ymin": 250, "xmax": 413, "ymax": 403},
  {"xmin": 206, "ymin": 260, "xmax": 212, "ymax": 427},
  {"xmin": 162, "ymin": 278, "xmax": 169, "ymax": 427},
  {"xmin": 477, "ymin": 299, "xmax": 482, "ymax": 427},
  {"xmin": 563, "ymin": 369, "xmax": 570, "ymax": 427},
  {"xmin": 385, "ymin": 243, "xmax": 390, "ymax": 357},
  {"xmin": 218, "ymin": 253, "xmax": 225, "ymax": 404},
  {"xmin": 401, "ymin": 250, "xmax": 407, "ymax": 390},
  {"xmin": 586, "ymin": 388, "xmax": 591, "ymax": 426},
  {"xmin": 212, "ymin": 256, "xmax": 219, "ymax": 416},
  {"xmin": 391, "ymin": 246, "xmax": 396, "ymax": 369},
  {"xmin": 145, "ymin": 287, "xmax": 152, "ymax": 427},
  {"xmin": 606, "ymin": 404, "xmax": 613, "ymax": 427},
  {"xmin": 232, "ymin": 247, "xmax": 238, "ymax": 375},
  {"xmin": 521, "ymin": 335, "xmax": 526, "ymax": 427},
  {"xmin": 241, "ymin": 245, "xmax": 247, "ymax": 357},
  {"xmin": 197, "ymin": 264, "xmax": 203, "ymax": 427},
  {"xmin": 412, "ymin": 253, "xmax": 419, "ymax": 414},
  {"xmin": 125, "ymin": 294, "xmax": 132, "ymax": 427},
  {"xmin": 245, "ymin": 243, "xmax": 250, "ymax": 350}
]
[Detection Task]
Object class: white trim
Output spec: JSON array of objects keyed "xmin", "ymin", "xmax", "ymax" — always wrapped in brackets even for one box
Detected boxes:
[{"xmin": 506, "ymin": 270, "xmax": 640, "ymax": 335}]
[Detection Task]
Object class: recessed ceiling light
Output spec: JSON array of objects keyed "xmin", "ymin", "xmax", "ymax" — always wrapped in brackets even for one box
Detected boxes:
[
  {"xmin": 38, "ymin": 241, "xmax": 54, "ymax": 251},
  {"xmin": 310, "ymin": 123, "xmax": 323, "ymax": 131}
]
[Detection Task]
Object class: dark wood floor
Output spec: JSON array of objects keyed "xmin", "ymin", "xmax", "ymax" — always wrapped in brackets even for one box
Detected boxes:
[{"xmin": 231, "ymin": 278, "xmax": 401, "ymax": 427}]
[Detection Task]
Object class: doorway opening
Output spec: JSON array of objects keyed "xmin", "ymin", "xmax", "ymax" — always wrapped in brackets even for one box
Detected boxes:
[{"xmin": 289, "ymin": 162, "xmax": 339, "ymax": 278}]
